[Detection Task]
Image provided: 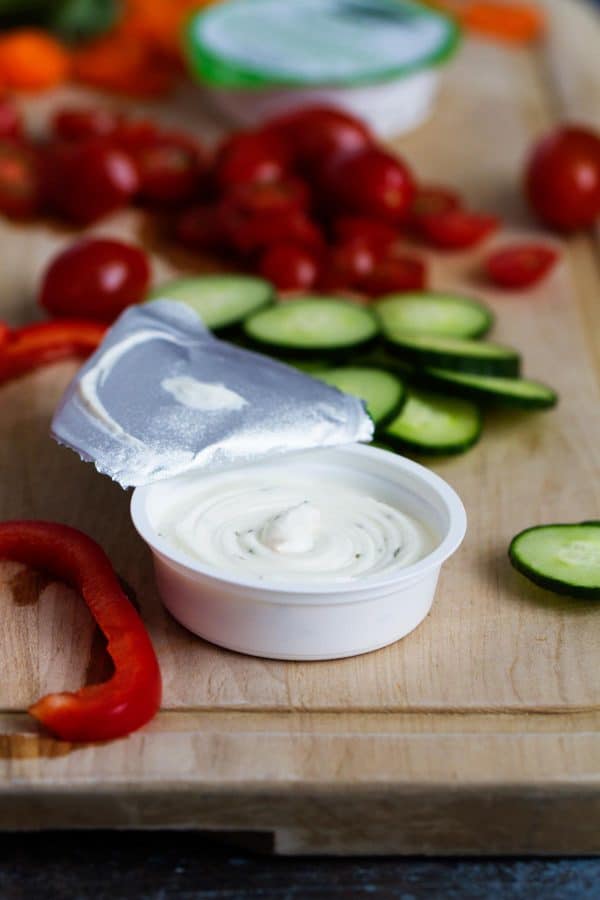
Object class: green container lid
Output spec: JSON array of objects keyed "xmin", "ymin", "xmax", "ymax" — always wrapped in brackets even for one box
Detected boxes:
[{"xmin": 184, "ymin": 0, "xmax": 461, "ymax": 90}]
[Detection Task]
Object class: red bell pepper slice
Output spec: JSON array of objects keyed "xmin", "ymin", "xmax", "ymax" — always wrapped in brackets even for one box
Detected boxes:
[
  {"xmin": 0, "ymin": 319, "xmax": 106, "ymax": 385},
  {"xmin": 0, "ymin": 521, "xmax": 161, "ymax": 742}
]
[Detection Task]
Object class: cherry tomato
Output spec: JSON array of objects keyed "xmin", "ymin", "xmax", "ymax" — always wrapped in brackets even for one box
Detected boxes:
[
  {"xmin": 525, "ymin": 125, "xmax": 600, "ymax": 231},
  {"xmin": 326, "ymin": 148, "xmax": 415, "ymax": 224},
  {"xmin": 0, "ymin": 321, "xmax": 9, "ymax": 344},
  {"xmin": 333, "ymin": 216, "xmax": 398, "ymax": 251},
  {"xmin": 410, "ymin": 185, "xmax": 461, "ymax": 226},
  {"xmin": 133, "ymin": 132, "xmax": 207, "ymax": 206},
  {"xmin": 320, "ymin": 238, "xmax": 379, "ymax": 291},
  {"xmin": 112, "ymin": 119, "xmax": 161, "ymax": 154},
  {"xmin": 52, "ymin": 107, "xmax": 123, "ymax": 142},
  {"xmin": 39, "ymin": 238, "xmax": 151, "ymax": 323},
  {"xmin": 221, "ymin": 203, "xmax": 323, "ymax": 257},
  {"xmin": 0, "ymin": 95, "xmax": 23, "ymax": 140},
  {"xmin": 265, "ymin": 105, "xmax": 374, "ymax": 171},
  {"xmin": 418, "ymin": 210, "xmax": 499, "ymax": 249},
  {"xmin": 174, "ymin": 205, "xmax": 225, "ymax": 252},
  {"xmin": 259, "ymin": 243, "xmax": 320, "ymax": 291},
  {"xmin": 360, "ymin": 256, "xmax": 427, "ymax": 296},
  {"xmin": 44, "ymin": 139, "xmax": 139, "ymax": 224},
  {"xmin": 225, "ymin": 177, "xmax": 310, "ymax": 216},
  {"xmin": 214, "ymin": 130, "xmax": 290, "ymax": 189},
  {"xmin": 0, "ymin": 140, "xmax": 41, "ymax": 219},
  {"xmin": 485, "ymin": 243, "xmax": 558, "ymax": 289}
]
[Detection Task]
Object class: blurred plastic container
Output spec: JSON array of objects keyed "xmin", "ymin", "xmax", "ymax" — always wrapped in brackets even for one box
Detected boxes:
[{"xmin": 184, "ymin": 0, "xmax": 461, "ymax": 138}]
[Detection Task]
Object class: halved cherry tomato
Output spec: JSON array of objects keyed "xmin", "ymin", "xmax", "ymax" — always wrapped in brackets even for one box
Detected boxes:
[
  {"xmin": 259, "ymin": 243, "xmax": 320, "ymax": 291},
  {"xmin": 410, "ymin": 185, "xmax": 461, "ymax": 225},
  {"xmin": 360, "ymin": 256, "xmax": 427, "ymax": 296},
  {"xmin": 0, "ymin": 95, "xmax": 23, "ymax": 140},
  {"xmin": 418, "ymin": 209, "xmax": 499, "ymax": 249},
  {"xmin": 174, "ymin": 205, "xmax": 225, "ymax": 252},
  {"xmin": 44, "ymin": 139, "xmax": 139, "ymax": 224},
  {"xmin": 132, "ymin": 132, "xmax": 206, "ymax": 206},
  {"xmin": 485, "ymin": 243, "xmax": 558, "ymax": 289},
  {"xmin": 52, "ymin": 107, "xmax": 123, "ymax": 142},
  {"xmin": 39, "ymin": 238, "xmax": 151, "ymax": 322},
  {"xmin": 214, "ymin": 130, "xmax": 290, "ymax": 189},
  {"xmin": 333, "ymin": 216, "xmax": 398, "ymax": 252},
  {"xmin": 326, "ymin": 148, "xmax": 415, "ymax": 224},
  {"xmin": 0, "ymin": 140, "xmax": 41, "ymax": 219},
  {"xmin": 265, "ymin": 105, "xmax": 374, "ymax": 172},
  {"xmin": 525, "ymin": 125, "xmax": 600, "ymax": 231}
]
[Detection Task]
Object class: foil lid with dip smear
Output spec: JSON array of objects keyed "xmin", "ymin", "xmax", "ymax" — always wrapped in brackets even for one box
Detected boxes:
[{"xmin": 51, "ymin": 299, "xmax": 373, "ymax": 488}]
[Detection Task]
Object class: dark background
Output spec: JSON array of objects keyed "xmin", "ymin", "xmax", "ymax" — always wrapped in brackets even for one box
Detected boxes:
[{"xmin": 1, "ymin": 831, "xmax": 599, "ymax": 899}]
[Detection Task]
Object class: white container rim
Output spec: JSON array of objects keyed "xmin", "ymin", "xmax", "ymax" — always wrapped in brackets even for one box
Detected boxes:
[{"xmin": 130, "ymin": 444, "xmax": 466, "ymax": 599}]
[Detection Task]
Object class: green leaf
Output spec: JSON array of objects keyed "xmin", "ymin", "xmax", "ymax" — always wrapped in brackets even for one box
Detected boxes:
[{"xmin": 49, "ymin": 0, "xmax": 121, "ymax": 44}]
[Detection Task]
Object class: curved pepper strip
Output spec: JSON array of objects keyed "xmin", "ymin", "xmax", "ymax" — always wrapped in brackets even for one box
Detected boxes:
[
  {"xmin": 0, "ymin": 521, "xmax": 162, "ymax": 741},
  {"xmin": 0, "ymin": 320, "xmax": 106, "ymax": 385}
]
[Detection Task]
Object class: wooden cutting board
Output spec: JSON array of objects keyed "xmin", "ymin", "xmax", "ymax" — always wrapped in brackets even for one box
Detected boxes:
[{"xmin": 1, "ymin": 0, "xmax": 599, "ymax": 855}]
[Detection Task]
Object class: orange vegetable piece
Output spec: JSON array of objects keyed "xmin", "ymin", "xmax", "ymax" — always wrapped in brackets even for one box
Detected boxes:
[
  {"xmin": 72, "ymin": 34, "xmax": 177, "ymax": 97},
  {"xmin": 460, "ymin": 1, "xmax": 545, "ymax": 43},
  {"xmin": 122, "ymin": 0, "xmax": 217, "ymax": 60},
  {"xmin": 0, "ymin": 30, "xmax": 70, "ymax": 91}
]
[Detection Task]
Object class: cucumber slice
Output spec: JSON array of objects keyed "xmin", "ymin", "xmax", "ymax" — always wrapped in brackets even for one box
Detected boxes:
[
  {"xmin": 509, "ymin": 523, "xmax": 600, "ymax": 598},
  {"xmin": 316, "ymin": 366, "xmax": 406, "ymax": 426},
  {"xmin": 422, "ymin": 368, "xmax": 558, "ymax": 409},
  {"xmin": 243, "ymin": 297, "xmax": 379, "ymax": 356},
  {"xmin": 384, "ymin": 333, "xmax": 520, "ymax": 376},
  {"xmin": 376, "ymin": 292, "xmax": 493, "ymax": 340},
  {"xmin": 384, "ymin": 388, "xmax": 482, "ymax": 455},
  {"xmin": 149, "ymin": 275, "xmax": 274, "ymax": 331}
]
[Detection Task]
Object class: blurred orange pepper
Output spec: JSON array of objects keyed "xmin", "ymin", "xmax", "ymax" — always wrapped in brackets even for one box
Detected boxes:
[{"xmin": 0, "ymin": 30, "xmax": 70, "ymax": 91}]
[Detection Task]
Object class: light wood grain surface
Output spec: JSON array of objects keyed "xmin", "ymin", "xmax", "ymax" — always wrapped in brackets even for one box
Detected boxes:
[{"xmin": 0, "ymin": 0, "xmax": 599, "ymax": 854}]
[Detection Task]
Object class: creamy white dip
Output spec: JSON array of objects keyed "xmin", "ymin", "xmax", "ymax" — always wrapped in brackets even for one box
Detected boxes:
[{"xmin": 154, "ymin": 469, "xmax": 435, "ymax": 584}]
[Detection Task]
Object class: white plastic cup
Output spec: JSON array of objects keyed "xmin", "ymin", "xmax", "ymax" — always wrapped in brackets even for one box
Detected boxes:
[{"xmin": 131, "ymin": 445, "xmax": 466, "ymax": 660}]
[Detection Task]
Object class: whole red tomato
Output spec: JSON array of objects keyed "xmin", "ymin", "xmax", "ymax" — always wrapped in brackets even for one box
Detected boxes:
[
  {"xmin": 265, "ymin": 105, "xmax": 374, "ymax": 172},
  {"xmin": 44, "ymin": 139, "xmax": 140, "ymax": 224},
  {"xmin": 0, "ymin": 139, "xmax": 41, "ymax": 218},
  {"xmin": 333, "ymin": 216, "xmax": 398, "ymax": 251},
  {"xmin": 214, "ymin": 130, "xmax": 290, "ymax": 189},
  {"xmin": 320, "ymin": 238, "xmax": 380, "ymax": 291},
  {"xmin": 225, "ymin": 177, "xmax": 310, "ymax": 216},
  {"xmin": 133, "ymin": 132, "xmax": 207, "ymax": 206},
  {"xmin": 259, "ymin": 243, "xmax": 320, "ymax": 291},
  {"xmin": 360, "ymin": 256, "xmax": 427, "ymax": 295},
  {"xmin": 526, "ymin": 125, "xmax": 600, "ymax": 231},
  {"xmin": 0, "ymin": 95, "xmax": 23, "ymax": 141},
  {"xmin": 52, "ymin": 107, "xmax": 123, "ymax": 142},
  {"xmin": 39, "ymin": 238, "xmax": 151, "ymax": 322},
  {"xmin": 325, "ymin": 148, "xmax": 415, "ymax": 224},
  {"xmin": 174, "ymin": 205, "xmax": 225, "ymax": 252}
]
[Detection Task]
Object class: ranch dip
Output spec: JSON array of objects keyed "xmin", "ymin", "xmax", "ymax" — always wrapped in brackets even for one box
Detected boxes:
[{"xmin": 153, "ymin": 468, "xmax": 436, "ymax": 584}]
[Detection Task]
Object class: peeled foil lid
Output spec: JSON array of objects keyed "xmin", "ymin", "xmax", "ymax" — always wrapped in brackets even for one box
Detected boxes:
[{"xmin": 51, "ymin": 300, "xmax": 374, "ymax": 488}]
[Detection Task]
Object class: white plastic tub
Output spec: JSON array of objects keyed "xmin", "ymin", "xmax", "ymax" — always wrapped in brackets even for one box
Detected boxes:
[
  {"xmin": 131, "ymin": 445, "xmax": 466, "ymax": 661},
  {"xmin": 204, "ymin": 70, "xmax": 440, "ymax": 139}
]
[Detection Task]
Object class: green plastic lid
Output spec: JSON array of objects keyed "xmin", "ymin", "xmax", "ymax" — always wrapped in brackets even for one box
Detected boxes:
[{"xmin": 184, "ymin": 0, "xmax": 461, "ymax": 89}]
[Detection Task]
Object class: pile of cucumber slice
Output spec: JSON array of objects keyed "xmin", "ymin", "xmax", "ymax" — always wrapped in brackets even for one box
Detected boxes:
[{"xmin": 147, "ymin": 276, "xmax": 558, "ymax": 457}]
